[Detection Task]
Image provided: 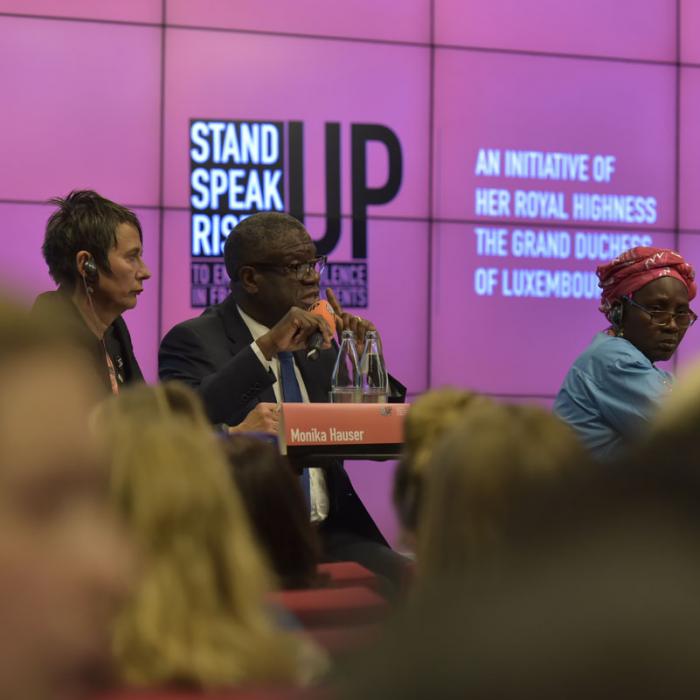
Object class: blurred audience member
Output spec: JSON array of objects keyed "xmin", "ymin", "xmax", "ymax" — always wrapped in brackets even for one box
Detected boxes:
[
  {"xmin": 98, "ymin": 383, "xmax": 326, "ymax": 689},
  {"xmin": 393, "ymin": 388, "xmax": 490, "ymax": 552},
  {"xmin": 415, "ymin": 402, "xmax": 586, "ymax": 583},
  {"xmin": 339, "ymin": 445, "xmax": 700, "ymax": 700},
  {"xmin": 646, "ymin": 353, "xmax": 700, "ymax": 452},
  {"xmin": 616, "ymin": 354, "xmax": 700, "ymax": 497},
  {"xmin": 34, "ymin": 190, "xmax": 151, "ymax": 393},
  {"xmin": 223, "ymin": 435, "xmax": 321, "ymax": 590},
  {"xmin": 0, "ymin": 297, "xmax": 131, "ymax": 700},
  {"xmin": 555, "ymin": 246, "xmax": 696, "ymax": 460}
]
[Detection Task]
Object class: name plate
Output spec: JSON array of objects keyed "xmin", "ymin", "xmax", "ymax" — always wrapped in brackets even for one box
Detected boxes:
[{"xmin": 278, "ymin": 403, "xmax": 410, "ymax": 454}]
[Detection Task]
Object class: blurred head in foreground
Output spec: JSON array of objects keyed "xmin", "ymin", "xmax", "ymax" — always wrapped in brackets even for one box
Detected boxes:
[
  {"xmin": 393, "ymin": 388, "xmax": 489, "ymax": 551},
  {"xmin": 340, "ymin": 454, "xmax": 700, "ymax": 700},
  {"xmin": 223, "ymin": 434, "xmax": 320, "ymax": 590},
  {"xmin": 0, "ymin": 297, "xmax": 131, "ymax": 700},
  {"xmin": 416, "ymin": 401, "xmax": 586, "ymax": 583},
  {"xmin": 643, "ymin": 354, "xmax": 700, "ymax": 469},
  {"xmin": 98, "ymin": 382, "xmax": 322, "ymax": 688}
]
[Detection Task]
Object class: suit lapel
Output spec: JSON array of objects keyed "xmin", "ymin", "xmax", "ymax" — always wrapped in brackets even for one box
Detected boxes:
[
  {"xmin": 218, "ymin": 296, "xmax": 253, "ymax": 351},
  {"xmin": 218, "ymin": 296, "xmax": 278, "ymax": 403},
  {"xmin": 218, "ymin": 296, "xmax": 338, "ymax": 404}
]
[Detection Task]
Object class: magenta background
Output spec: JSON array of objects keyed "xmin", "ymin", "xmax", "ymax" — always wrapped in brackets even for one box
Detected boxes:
[
  {"xmin": 163, "ymin": 28, "xmax": 430, "ymax": 217},
  {"xmin": 0, "ymin": 0, "xmax": 162, "ymax": 23},
  {"xmin": 673, "ymin": 234, "xmax": 700, "ymax": 370},
  {"xmin": 0, "ymin": 2, "xmax": 698, "ymax": 546},
  {"xmin": 431, "ymin": 224, "xmax": 676, "ymax": 394},
  {"xmin": 0, "ymin": 17, "xmax": 161, "ymax": 205},
  {"xmin": 433, "ymin": 49, "xmax": 677, "ymax": 228},
  {"xmin": 167, "ymin": 0, "xmax": 430, "ymax": 44},
  {"xmin": 435, "ymin": 0, "xmax": 676, "ymax": 61},
  {"xmin": 680, "ymin": 68, "xmax": 700, "ymax": 231},
  {"xmin": 681, "ymin": 0, "xmax": 700, "ymax": 65}
]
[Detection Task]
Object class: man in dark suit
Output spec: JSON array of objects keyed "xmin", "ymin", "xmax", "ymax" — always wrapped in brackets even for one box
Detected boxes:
[
  {"xmin": 159, "ymin": 211, "xmax": 407, "ymax": 585},
  {"xmin": 34, "ymin": 190, "xmax": 151, "ymax": 394}
]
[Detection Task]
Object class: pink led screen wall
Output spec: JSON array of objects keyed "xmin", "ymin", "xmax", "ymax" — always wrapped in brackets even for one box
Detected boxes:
[
  {"xmin": 1, "ymin": 1, "xmax": 699, "ymax": 544},
  {"xmin": 432, "ymin": 49, "xmax": 678, "ymax": 393}
]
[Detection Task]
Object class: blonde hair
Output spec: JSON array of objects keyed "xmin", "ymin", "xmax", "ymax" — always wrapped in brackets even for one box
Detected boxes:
[
  {"xmin": 416, "ymin": 402, "xmax": 584, "ymax": 582},
  {"xmin": 403, "ymin": 388, "xmax": 485, "ymax": 478},
  {"xmin": 100, "ymin": 383, "xmax": 321, "ymax": 688},
  {"xmin": 394, "ymin": 388, "xmax": 490, "ymax": 534},
  {"xmin": 652, "ymin": 358, "xmax": 700, "ymax": 436}
]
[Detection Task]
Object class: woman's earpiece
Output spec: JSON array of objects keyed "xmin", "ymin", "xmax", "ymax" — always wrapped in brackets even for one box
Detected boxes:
[
  {"xmin": 78, "ymin": 254, "xmax": 99, "ymax": 296},
  {"xmin": 610, "ymin": 303, "xmax": 624, "ymax": 329},
  {"xmin": 83, "ymin": 257, "xmax": 98, "ymax": 282},
  {"xmin": 82, "ymin": 256, "xmax": 98, "ymax": 286}
]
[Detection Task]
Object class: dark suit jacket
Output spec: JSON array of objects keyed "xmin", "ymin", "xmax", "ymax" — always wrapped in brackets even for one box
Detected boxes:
[
  {"xmin": 159, "ymin": 294, "xmax": 404, "ymax": 545},
  {"xmin": 32, "ymin": 289, "xmax": 143, "ymax": 394}
]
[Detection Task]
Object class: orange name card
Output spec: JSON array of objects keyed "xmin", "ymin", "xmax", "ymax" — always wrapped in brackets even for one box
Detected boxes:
[{"xmin": 279, "ymin": 403, "xmax": 410, "ymax": 453}]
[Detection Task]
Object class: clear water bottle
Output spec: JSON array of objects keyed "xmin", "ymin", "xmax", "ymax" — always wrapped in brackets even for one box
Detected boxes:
[
  {"xmin": 360, "ymin": 330, "xmax": 388, "ymax": 403},
  {"xmin": 330, "ymin": 330, "xmax": 360, "ymax": 403}
]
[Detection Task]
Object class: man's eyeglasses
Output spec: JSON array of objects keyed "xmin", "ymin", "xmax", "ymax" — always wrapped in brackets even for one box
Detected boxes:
[
  {"xmin": 624, "ymin": 296, "xmax": 698, "ymax": 329},
  {"xmin": 249, "ymin": 256, "xmax": 327, "ymax": 281}
]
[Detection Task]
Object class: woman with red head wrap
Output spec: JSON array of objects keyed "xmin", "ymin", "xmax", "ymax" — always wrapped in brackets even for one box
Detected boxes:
[{"xmin": 554, "ymin": 246, "xmax": 697, "ymax": 460}]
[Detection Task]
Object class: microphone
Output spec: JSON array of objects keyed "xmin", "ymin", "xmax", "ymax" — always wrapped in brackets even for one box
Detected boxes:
[{"xmin": 306, "ymin": 299, "xmax": 336, "ymax": 361}]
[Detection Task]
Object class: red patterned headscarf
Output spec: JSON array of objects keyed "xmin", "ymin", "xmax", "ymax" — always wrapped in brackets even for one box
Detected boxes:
[{"xmin": 597, "ymin": 246, "xmax": 697, "ymax": 320}]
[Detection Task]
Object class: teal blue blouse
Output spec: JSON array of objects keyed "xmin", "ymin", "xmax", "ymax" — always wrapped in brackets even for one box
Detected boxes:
[{"xmin": 554, "ymin": 332, "xmax": 673, "ymax": 460}]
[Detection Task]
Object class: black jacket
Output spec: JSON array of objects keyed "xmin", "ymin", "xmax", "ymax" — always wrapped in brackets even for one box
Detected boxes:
[
  {"xmin": 32, "ymin": 289, "xmax": 143, "ymax": 394},
  {"xmin": 158, "ymin": 294, "xmax": 405, "ymax": 544}
]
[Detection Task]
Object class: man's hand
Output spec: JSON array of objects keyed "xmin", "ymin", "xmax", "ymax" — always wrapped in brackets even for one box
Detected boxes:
[
  {"xmin": 228, "ymin": 402, "xmax": 280, "ymax": 435},
  {"xmin": 326, "ymin": 287, "xmax": 378, "ymax": 355},
  {"xmin": 256, "ymin": 307, "xmax": 333, "ymax": 360}
]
